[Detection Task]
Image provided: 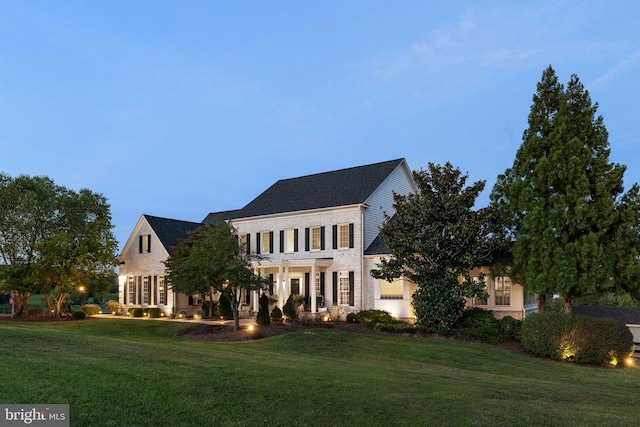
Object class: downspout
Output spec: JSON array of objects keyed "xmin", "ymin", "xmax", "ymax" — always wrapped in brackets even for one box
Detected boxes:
[{"xmin": 361, "ymin": 204, "xmax": 366, "ymax": 312}]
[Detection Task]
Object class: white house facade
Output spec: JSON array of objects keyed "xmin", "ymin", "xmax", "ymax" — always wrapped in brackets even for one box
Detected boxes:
[{"xmin": 118, "ymin": 158, "xmax": 536, "ymax": 320}]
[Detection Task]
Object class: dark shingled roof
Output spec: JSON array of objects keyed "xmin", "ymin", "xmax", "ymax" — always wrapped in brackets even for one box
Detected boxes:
[
  {"xmin": 144, "ymin": 215, "xmax": 202, "ymax": 253},
  {"xmin": 573, "ymin": 306, "xmax": 640, "ymax": 325},
  {"xmin": 231, "ymin": 159, "xmax": 406, "ymax": 219},
  {"xmin": 364, "ymin": 234, "xmax": 390, "ymax": 255},
  {"xmin": 202, "ymin": 209, "xmax": 243, "ymax": 225}
]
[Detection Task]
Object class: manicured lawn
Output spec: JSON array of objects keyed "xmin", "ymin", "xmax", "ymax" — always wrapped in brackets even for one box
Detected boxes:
[{"xmin": 1, "ymin": 318, "xmax": 639, "ymax": 426}]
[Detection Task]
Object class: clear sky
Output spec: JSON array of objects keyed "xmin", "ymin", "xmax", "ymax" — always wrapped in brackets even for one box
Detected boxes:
[{"xmin": 1, "ymin": 1, "xmax": 639, "ymax": 251}]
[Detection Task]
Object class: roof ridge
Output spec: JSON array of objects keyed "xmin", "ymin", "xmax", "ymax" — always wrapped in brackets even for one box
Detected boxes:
[{"xmin": 273, "ymin": 158, "xmax": 405, "ymax": 183}]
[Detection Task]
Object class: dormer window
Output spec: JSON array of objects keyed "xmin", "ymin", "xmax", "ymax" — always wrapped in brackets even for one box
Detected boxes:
[{"xmin": 139, "ymin": 235, "xmax": 151, "ymax": 253}]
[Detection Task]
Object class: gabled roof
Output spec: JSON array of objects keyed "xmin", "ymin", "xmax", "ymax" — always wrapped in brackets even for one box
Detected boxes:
[
  {"xmin": 230, "ymin": 158, "xmax": 407, "ymax": 219},
  {"xmin": 144, "ymin": 215, "xmax": 202, "ymax": 252},
  {"xmin": 364, "ymin": 234, "xmax": 390, "ymax": 256},
  {"xmin": 202, "ymin": 209, "xmax": 243, "ymax": 225}
]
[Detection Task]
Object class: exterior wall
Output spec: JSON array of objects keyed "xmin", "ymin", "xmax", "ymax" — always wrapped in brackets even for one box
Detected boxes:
[
  {"xmin": 232, "ymin": 205, "xmax": 365, "ymax": 314},
  {"xmin": 467, "ymin": 267, "xmax": 536, "ymax": 320},
  {"xmin": 364, "ymin": 256, "xmax": 416, "ymax": 319},
  {"xmin": 118, "ymin": 217, "xmax": 199, "ymax": 316},
  {"xmin": 362, "ymin": 162, "xmax": 416, "ymax": 250}
]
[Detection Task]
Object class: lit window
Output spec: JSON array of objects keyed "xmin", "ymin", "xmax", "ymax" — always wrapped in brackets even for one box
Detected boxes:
[
  {"xmin": 158, "ymin": 276, "xmax": 165, "ymax": 305},
  {"xmin": 142, "ymin": 276, "xmax": 150, "ymax": 305},
  {"xmin": 316, "ymin": 272, "xmax": 321, "ymax": 295},
  {"xmin": 139, "ymin": 235, "xmax": 151, "ymax": 253},
  {"xmin": 128, "ymin": 276, "xmax": 135, "ymax": 304},
  {"xmin": 339, "ymin": 271, "xmax": 350, "ymax": 305},
  {"xmin": 339, "ymin": 224, "xmax": 350, "ymax": 249},
  {"xmin": 284, "ymin": 229, "xmax": 295, "ymax": 253},
  {"xmin": 311, "ymin": 227, "xmax": 321, "ymax": 251},
  {"xmin": 380, "ymin": 278, "xmax": 403, "ymax": 299},
  {"xmin": 495, "ymin": 276, "xmax": 511, "ymax": 306},
  {"xmin": 262, "ymin": 232, "xmax": 271, "ymax": 254}
]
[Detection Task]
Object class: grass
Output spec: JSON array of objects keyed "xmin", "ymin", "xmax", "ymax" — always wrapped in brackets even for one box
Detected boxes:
[{"xmin": 1, "ymin": 318, "xmax": 640, "ymax": 426}]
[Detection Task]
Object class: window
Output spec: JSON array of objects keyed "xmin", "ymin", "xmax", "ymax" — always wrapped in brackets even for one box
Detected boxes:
[
  {"xmin": 158, "ymin": 276, "xmax": 165, "ymax": 305},
  {"xmin": 128, "ymin": 276, "xmax": 135, "ymax": 304},
  {"xmin": 139, "ymin": 235, "xmax": 151, "ymax": 253},
  {"xmin": 240, "ymin": 234, "xmax": 250, "ymax": 255},
  {"xmin": 380, "ymin": 278, "xmax": 403, "ymax": 300},
  {"xmin": 339, "ymin": 271, "xmax": 350, "ymax": 305},
  {"xmin": 262, "ymin": 232, "xmax": 272, "ymax": 254},
  {"xmin": 315, "ymin": 272, "xmax": 321, "ymax": 295},
  {"xmin": 311, "ymin": 227, "xmax": 321, "ymax": 251},
  {"xmin": 142, "ymin": 276, "xmax": 150, "ymax": 305},
  {"xmin": 284, "ymin": 229, "xmax": 295, "ymax": 253},
  {"xmin": 495, "ymin": 276, "xmax": 511, "ymax": 306},
  {"xmin": 339, "ymin": 224, "xmax": 350, "ymax": 249}
]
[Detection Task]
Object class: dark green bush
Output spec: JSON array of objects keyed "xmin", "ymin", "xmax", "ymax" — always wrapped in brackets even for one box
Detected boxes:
[
  {"xmin": 25, "ymin": 306, "xmax": 41, "ymax": 316},
  {"xmin": 282, "ymin": 294, "xmax": 298, "ymax": 321},
  {"xmin": 355, "ymin": 310, "xmax": 394, "ymax": 328},
  {"xmin": 373, "ymin": 322, "xmax": 416, "ymax": 334},
  {"xmin": 521, "ymin": 311, "xmax": 634, "ymax": 366},
  {"xmin": 106, "ymin": 300, "xmax": 120, "ymax": 314},
  {"xmin": 81, "ymin": 304, "xmax": 101, "ymax": 316},
  {"xmin": 71, "ymin": 310, "xmax": 86, "ymax": 320},
  {"xmin": 256, "ymin": 294, "xmax": 270, "ymax": 326},
  {"xmin": 148, "ymin": 307, "xmax": 162, "ymax": 318},
  {"xmin": 455, "ymin": 308, "xmax": 516, "ymax": 344},
  {"xmin": 346, "ymin": 313, "xmax": 358, "ymax": 323},
  {"xmin": 132, "ymin": 308, "xmax": 143, "ymax": 318},
  {"xmin": 499, "ymin": 316, "xmax": 522, "ymax": 341},
  {"xmin": 270, "ymin": 306, "xmax": 283, "ymax": 323},
  {"xmin": 128, "ymin": 308, "xmax": 136, "ymax": 317},
  {"xmin": 218, "ymin": 292, "xmax": 234, "ymax": 319}
]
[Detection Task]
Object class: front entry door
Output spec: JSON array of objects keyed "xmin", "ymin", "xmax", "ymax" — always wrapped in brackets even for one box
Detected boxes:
[{"xmin": 291, "ymin": 278, "xmax": 300, "ymax": 295}]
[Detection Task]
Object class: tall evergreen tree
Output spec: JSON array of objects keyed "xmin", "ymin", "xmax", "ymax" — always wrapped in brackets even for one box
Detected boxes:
[{"xmin": 491, "ymin": 66, "xmax": 640, "ymax": 312}]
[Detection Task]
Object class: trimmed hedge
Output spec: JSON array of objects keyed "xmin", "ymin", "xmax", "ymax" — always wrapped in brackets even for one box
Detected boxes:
[
  {"xmin": 81, "ymin": 304, "xmax": 101, "ymax": 316},
  {"xmin": 455, "ymin": 308, "xmax": 521, "ymax": 344},
  {"xmin": 282, "ymin": 294, "xmax": 299, "ymax": 321},
  {"xmin": 355, "ymin": 310, "xmax": 394, "ymax": 328},
  {"xmin": 148, "ymin": 307, "xmax": 162, "ymax": 318},
  {"xmin": 71, "ymin": 310, "xmax": 86, "ymax": 320},
  {"xmin": 521, "ymin": 311, "xmax": 634, "ymax": 367},
  {"xmin": 256, "ymin": 294, "xmax": 270, "ymax": 326},
  {"xmin": 270, "ymin": 306, "xmax": 283, "ymax": 323}
]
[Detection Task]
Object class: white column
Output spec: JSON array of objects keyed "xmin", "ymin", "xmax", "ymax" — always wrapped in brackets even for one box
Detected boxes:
[
  {"xmin": 283, "ymin": 266, "xmax": 290, "ymax": 307},
  {"xmin": 252, "ymin": 267, "xmax": 259, "ymax": 312},
  {"xmin": 311, "ymin": 264, "xmax": 317, "ymax": 313},
  {"xmin": 277, "ymin": 264, "xmax": 284, "ymax": 307}
]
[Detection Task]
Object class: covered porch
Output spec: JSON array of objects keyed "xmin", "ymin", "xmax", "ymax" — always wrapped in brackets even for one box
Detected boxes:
[{"xmin": 250, "ymin": 258, "xmax": 333, "ymax": 314}]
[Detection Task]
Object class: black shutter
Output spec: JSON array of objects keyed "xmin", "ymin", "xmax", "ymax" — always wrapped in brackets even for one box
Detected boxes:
[
  {"xmin": 349, "ymin": 223, "xmax": 354, "ymax": 248},
  {"xmin": 152, "ymin": 276, "xmax": 157, "ymax": 306},
  {"xmin": 320, "ymin": 226, "xmax": 325, "ymax": 250},
  {"xmin": 280, "ymin": 230, "xmax": 284, "ymax": 253},
  {"xmin": 332, "ymin": 272, "xmax": 338, "ymax": 305},
  {"xmin": 188, "ymin": 295, "xmax": 193, "ymax": 305},
  {"xmin": 269, "ymin": 231, "xmax": 274, "ymax": 253},
  {"xmin": 294, "ymin": 229, "xmax": 299, "ymax": 252},
  {"xmin": 332, "ymin": 225, "xmax": 338, "ymax": 249},
  {"xmin": 139, "ymin": 235, "xmax": 143, "ymax": 253},
  {"xmin": 147, "ymin": 235, "xmax": 151, "ymax": 253},
  {"xmin": 305, "ymin": 228, "xmax": 310, "ymax": 251},
  {"xmin": 348, "ymin": 271, "xmax": 355, "ymax": 306},
  {"xmin": 320, "ymin": 272, "xmax": 325, "ymax": 296},
  {"xmin": 123, "ymin": 278, "xmax": 127, "ymax": 305},
  {"xmin": 305, "ymin": 272, "xmax": 310, "ymax": 305},
  {"xmin": 256, "ymin": 233, "xmax": 261, "ymax": 254},
  {"xmin": 138, "ymin": 276, "xmax": 142, "ymax": 305},
  {"xmin": 247, "ymin": 234, "xmax": 251, "ymax": 254}
]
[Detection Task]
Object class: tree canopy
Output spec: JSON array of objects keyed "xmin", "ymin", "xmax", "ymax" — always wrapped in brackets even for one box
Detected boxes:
[
  {"xmin": 164, "ymin": 222, "xmax": 268, "ymax": 330},
  {"xmin": 491, "ymin": 66, "xmax": 640, "ymax": 312},
  {"xmin": 372, "ymin": 162, "xmax": 501, "ymax": 333},
  {"xmin": 0, "ymin": 173, "xmax": 118, "ymax": 316}
]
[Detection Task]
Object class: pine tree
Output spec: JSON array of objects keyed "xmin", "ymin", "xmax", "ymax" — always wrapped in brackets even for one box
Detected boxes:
[{"xmin": 491, "ymin": 66, "xmax": 640, "ymax": 312}]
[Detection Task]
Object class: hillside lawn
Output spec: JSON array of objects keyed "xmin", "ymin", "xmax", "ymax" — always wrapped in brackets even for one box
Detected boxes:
[{"xmin": 1, "ymin": 318, "xmax": 639, "ymax": 426}]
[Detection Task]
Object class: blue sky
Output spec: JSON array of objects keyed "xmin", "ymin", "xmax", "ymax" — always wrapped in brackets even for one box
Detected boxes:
[{"xmin": 1, "ymin": 1, "xmax": 639, "ymax": 251}]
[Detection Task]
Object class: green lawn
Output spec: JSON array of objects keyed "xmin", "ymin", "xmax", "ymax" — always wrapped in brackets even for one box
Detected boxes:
[{"xmin": 0, "ymin": 318, "xmax": 639, "ymax": 427}]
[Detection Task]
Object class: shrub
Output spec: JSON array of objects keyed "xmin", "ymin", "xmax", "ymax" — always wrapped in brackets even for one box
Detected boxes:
[
  {"xmin": 142, "ymin": 308, "xmax": 149, "ymax": 317},
  {"xmin": 148, "ymin": 307, "xmax": 162, "ymax": 318},
  {"xmin": 256, "ymin": 294, "xmax": 271, "ymax": 326},
  {"xmin": 499, "ymin": 316, "xmax": 522, "ymax": 341},
  {"xmin": 25, "ymin": 306, "xmax": 41, "ymax": 317},
  {"xmin": 193, "ymin": 309, "xmax": 203, "ymax": 320},
  {"xmin": 218, "ymin": 292, "xmax": 234, "ymax": 319},
  {"xmin": 270, "ymin": 306, "xmax": 283, "ymax": 323},
  {"xmin": 373, "ymin": 322, "xmax": 416, "ymax": 334},
  {"xmin": 521, "ymin": 311, "xmax": 634, "ymax": 366},
  {"xmin": 346, "ymin": 313, "xmax": 358, "ymax": 323},
  {"xmin": 455, "ymin": 308, "xmax": 512, "ymax": 344},
  {"xmin": 355, "ymin": 310, "xmax": 394, "ymax": 328},
  {"xmin": 176, "ymin": 310, "xmax": 187, "ymax": 319},
  {"xmin": 81, "ymin": 304, "xmax": 101, "ymax": 316},
  {"xmin": 71, "ymin": 310, "xmax": 86, "ymax": 320},
  {"xmin": 282, "ymin": 294, "xmax": 298, "ymax": 321},
  {"xmin": 106, "ymin": 300, "xmax": 120, "ymax": 314},
  {"xmin": 132, "ymin": 308, "xmax": 144, "ymax": 318},
  {"xmin": 128, "ymin": 308, "xmax": 136, "ymax": 317}
]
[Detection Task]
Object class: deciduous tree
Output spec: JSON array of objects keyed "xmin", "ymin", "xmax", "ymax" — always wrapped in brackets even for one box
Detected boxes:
[{"xmin": 372, "ymin": 162, "xmax": 502, "ymax": 333}]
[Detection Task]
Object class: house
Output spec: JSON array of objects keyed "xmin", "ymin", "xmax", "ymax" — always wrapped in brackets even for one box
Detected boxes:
[{"xmin": 118, "ymin": 158, "xmax": 536, "ymax": 320}]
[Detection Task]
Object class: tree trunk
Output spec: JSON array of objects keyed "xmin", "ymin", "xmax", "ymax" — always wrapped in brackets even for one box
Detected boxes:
[
  {"xmin": 537, "ymin": 293, "xmax": 546, "ymax": 313},
  {"xmin": 563, "ymin": 294, "xmax": 572, "ymax": 314},
  {"xmin": 10, "ymin": 290, "xmax": 31, "ymax": 317}
]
